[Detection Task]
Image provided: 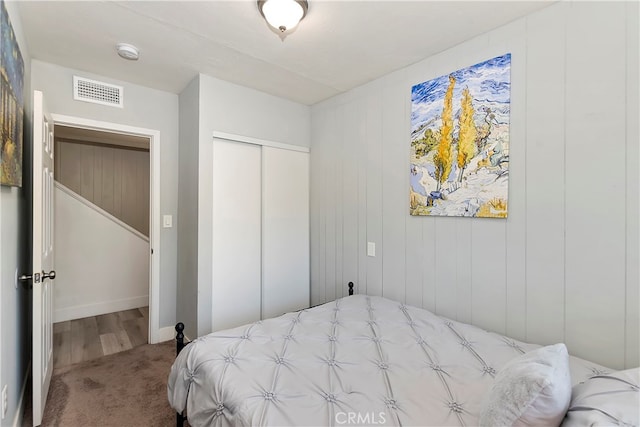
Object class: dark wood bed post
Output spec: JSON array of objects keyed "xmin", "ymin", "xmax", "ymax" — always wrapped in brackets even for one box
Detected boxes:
[
  {"xmin": 175, "ymin": 322, "xmax": 186, "ymax": 427},
  {"xmin": 176, "ymin": 408, "xmax": 185, "ymax": 427},
  {"xmin": 348, "ymin": 282, "xmax": 354, "ymax": 296},
  {"xmin": 175, "ymin": 322, "xmax": 185, "ymax": 355}
]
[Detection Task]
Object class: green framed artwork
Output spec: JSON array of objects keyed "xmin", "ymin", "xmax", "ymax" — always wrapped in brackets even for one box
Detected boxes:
[{"xmin": 1, "ymin": 0, "xmax": 25, "ymax": 187}]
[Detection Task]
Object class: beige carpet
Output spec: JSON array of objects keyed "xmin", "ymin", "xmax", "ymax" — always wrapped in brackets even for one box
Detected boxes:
[{"xmin": 26, "ymin": 340, "xmax": 180, "ymax": 427}]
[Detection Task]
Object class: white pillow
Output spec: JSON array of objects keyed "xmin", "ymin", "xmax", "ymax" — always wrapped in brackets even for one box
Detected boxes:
[
  {"xmin": 479, "ymin": 343, "xmax": 572, "ymax": 427},
  {"xmin": 561, "ymin": 367, "xmax": 640, "ymax": 427}
]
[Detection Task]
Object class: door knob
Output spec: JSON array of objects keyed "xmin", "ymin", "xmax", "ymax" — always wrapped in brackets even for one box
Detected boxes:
[
  {"xmin": 19, "ymin": 272, "xmax": 41, "ymax": 283},
  {"xmin": 42, "ymin": 270, "xmax": 56, "ymax": 281},
  {"xmin": 19, "ymin": 272, "xmax": 40, "ymax": 289}
]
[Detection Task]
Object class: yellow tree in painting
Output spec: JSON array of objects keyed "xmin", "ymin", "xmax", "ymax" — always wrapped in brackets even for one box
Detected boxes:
[
  {"xmin": 433, "ymin": 75, "xmax": 456, "ymax": 192},
  {"xmin": 457, "ymin": 87, "xmax": 477, "ymax": 183}
]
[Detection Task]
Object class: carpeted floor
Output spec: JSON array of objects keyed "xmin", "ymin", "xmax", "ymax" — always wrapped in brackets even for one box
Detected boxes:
[{"xmin": 24, "ymin": 340, "xmax": 181, "ymax": 426}]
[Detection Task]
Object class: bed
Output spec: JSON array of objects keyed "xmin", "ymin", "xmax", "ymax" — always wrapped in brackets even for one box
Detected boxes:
[{"xmin": 168, "ymin": 285, "xmax": 639, "ymax": 426}]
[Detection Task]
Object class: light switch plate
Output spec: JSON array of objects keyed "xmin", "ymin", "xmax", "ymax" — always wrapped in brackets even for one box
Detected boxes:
[
  {"xmin": 163, "ymin": 215, "xmax": 173, "ymax": 228},
  {"xmin": 367, "ymin": 242, "xmax": 376, "ymax": 257}
]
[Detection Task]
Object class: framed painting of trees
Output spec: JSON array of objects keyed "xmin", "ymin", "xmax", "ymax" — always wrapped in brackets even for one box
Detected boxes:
[
  {"xmin": 410, "ymin": 54, "xmax": 511, "ymax": 218},
  {"xmin": 1, "ymin": 0, "xmax": 25, "ymax": 187}
]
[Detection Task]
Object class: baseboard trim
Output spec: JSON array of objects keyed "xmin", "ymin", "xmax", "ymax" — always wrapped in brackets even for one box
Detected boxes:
[
  {"xmin": 13, "ymin": 363, "xmax": 30, "ymax": 427},
  {"xmin": 54, "ymin": 296, "xmax": 149, "ymax": 323},
  {"xmin": 157, "ymin": 326, "xmax": 175, "ymax": 343}
]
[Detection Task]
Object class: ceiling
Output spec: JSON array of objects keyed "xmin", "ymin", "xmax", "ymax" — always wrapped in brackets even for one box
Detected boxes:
[{"xmin": 17, "ymin": 1, "xmax": 552, "ymax": 106}]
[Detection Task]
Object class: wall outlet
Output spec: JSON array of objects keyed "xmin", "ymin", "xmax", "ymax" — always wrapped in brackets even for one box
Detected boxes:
[{"xmin": 2, "ymin": 384, "xmax": 7, "ymax": 419}]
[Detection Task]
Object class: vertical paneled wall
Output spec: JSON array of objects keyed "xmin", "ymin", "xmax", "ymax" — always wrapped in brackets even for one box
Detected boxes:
[
  {"xmin": 310, "ymin": 2, "xmax": 638, "ymax": 369},
  {"xmin": 563, "ymin": 2, "xmax": 628, "ymax": 370},
  {"xmin": 55, "ymin": 139, "xmax": 150, "ymax": 236}
]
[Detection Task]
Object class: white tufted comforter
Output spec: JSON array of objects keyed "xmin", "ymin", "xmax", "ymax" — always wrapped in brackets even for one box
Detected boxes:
[{"xmin": 168, "ymin": 295, "xmax": 609, "ymax": 426}]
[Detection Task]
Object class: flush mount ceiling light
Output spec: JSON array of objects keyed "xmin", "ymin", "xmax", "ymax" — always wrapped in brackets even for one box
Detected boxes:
[
  {"xmin": 116, "ymin": 43, "xmax": 139, "ymax": 61},
  {"xmin": 258, "ymin": 0, "xmax": 308, "ymax": 33}
]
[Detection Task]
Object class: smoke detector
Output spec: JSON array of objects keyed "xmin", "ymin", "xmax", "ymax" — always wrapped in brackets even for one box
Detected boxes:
[{"xmin": 116, "ymin": 43, "xmax": 139, "ymax": 61}]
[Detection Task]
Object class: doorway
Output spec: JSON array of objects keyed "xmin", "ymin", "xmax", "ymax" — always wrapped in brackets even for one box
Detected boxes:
[
  {"xmin": 50, "ymin": 114, "xmax": 162, "ymax": 353},
  {"xmin": 52, "ymin": 125, "xmax": 151, "ymax": 366}
]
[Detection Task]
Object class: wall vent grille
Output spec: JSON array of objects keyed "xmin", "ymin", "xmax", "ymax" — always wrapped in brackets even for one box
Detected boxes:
[{"xmin": 73, "ymin": 76, "xmax": 123, "ymax": 108}]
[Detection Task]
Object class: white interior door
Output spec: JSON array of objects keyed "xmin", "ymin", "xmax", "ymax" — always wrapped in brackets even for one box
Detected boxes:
[
  {"xmin": 262, "ymin": 147, "xmax": 310, "ymax": 318},
  {"xmin": 32, "ymin": 90, "xmax": 55, "ymax": 426},
  {"xmin": 211, "ymin": 138, "xmax": 262, "ymax": 331}
]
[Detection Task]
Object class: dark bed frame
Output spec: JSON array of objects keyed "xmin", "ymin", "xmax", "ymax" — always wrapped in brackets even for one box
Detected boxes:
[{"xmin": 174, "ymin": 282, "xmax": 354, "ymax": 426}]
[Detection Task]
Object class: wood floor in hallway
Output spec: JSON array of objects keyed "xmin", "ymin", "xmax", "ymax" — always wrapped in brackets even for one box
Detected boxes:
[{"xmin": 53, "ymin": 307, "xmax": 149, "ymax": 369}]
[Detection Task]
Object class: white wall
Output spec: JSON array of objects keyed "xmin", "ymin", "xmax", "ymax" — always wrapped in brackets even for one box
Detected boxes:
[
  {"xmin": 1, "ymin": 3, "xmax": 31, "ymax": 426},
  {"xmin": 310, "ymin": 1, "xmax": 639, "ymax": 370},
  {"xmin": 31, "ymin": 60, "xmax": 179, "ymax": 328},
  {"xmin": 0, "ymin": 188, "xmax": 27, "ymax": 427},
  {"xmin": 199, "ymin": 74, "xmax": 311, "ymax": 149},
  {"xmin": 176, "ymin": 77, "xmax": 200, "ymax": 341},
  {"xmin": 54, "ymin": 186, "xmax": 149, "ymax": 322},
  {"xmin": 176, "ymin": 74, "xmax": 311, "ymax": 337}
]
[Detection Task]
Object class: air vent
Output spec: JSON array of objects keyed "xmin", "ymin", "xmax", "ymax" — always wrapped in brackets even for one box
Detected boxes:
[{"xmin": 73, "ymin": 76, "xmax": 123, "ymax": 108}]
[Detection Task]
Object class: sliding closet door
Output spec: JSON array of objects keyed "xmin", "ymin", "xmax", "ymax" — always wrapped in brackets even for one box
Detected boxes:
[
  {"xmin": 262, "ymin": 146, "xmax": 310, "ymax": 318},
  {"xmin": 212, "ymin": 139, "xmax": 262, "ymax": 331}
]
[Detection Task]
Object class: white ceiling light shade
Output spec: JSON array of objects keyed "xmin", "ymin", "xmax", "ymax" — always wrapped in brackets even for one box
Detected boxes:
[
  {"xmin": 258, "ymin": 0, "xmax": 308, "ymax": 33},
  {"xmin": 116, "ymin": 43, "xmax": 139, "ymax": 60}
]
